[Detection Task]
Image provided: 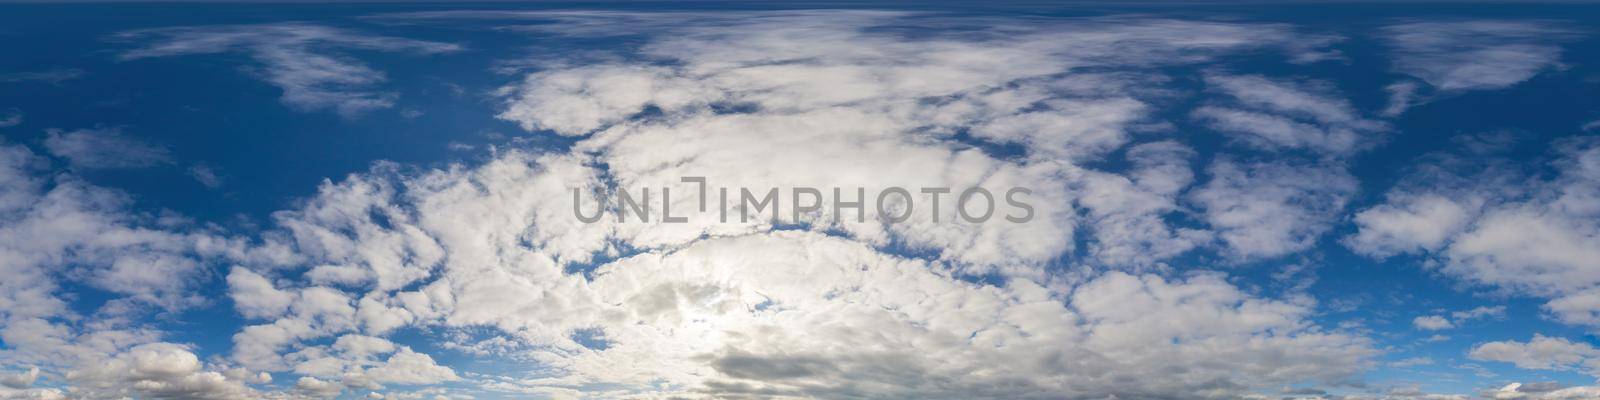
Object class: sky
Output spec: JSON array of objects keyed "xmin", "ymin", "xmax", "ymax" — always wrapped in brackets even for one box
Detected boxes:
[{"xmin": 1, "ymin": 2, "xmax": 1600, "ymax": 400}]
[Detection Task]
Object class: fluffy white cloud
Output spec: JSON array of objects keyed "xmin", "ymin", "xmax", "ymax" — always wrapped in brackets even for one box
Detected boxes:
[
  {"xmin": 115, "ymin": 23, "xmax": 462, "ymax": 116},
  {"xmin": 481, "ymin": 12, "xmax": 1380, "ymax": 272},
  {"xmin": 1346, "ymin": 193, "xmax": 1475, "ymax": 258},
  {"xmin": 1350, "ymin": 137, "xmax": 1600, "ymax": 329},
  {"xmin": 0, "ymin": 141, "xmax": 302, "ymax": 399},
  {"xmin": 64, "ymin": 343, "xmax": 258, "ymax": 400},
  {"xmin": 1412, "ymin": 316, "xmax": 1453, "ymax": 330},
  {"xmin": 184, "ymin": 13, "xmax": 1392, "ymax": 398}
]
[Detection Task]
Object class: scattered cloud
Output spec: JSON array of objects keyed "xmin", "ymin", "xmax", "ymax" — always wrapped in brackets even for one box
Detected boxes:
[
  {"xmin": 1348, "ymin": 136, "xmax": 1600, "ymax": 328},
  {"xmin": 1414, "ymin": 306, "xmax": 1504, "ymax": 331},
  {"xmin": 1193, "ymin": 73, "xmax": 1388, "ymax": 156},
  {"xmin": 0, "ymin": 142, "xmax": 294, "ymax": 399}
]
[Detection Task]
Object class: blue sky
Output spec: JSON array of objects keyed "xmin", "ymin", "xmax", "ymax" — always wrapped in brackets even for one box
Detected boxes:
[{"xmin": 2, "ymin": 2, "xmax": 1600, "ymax": 400}]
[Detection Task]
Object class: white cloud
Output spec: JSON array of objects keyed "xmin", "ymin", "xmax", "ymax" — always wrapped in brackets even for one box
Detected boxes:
[
  {"xmin": 1412, "ymin": 315, "xmax": 1453, "ymax": 330},
  {"xmin": 1075, "ymin": 141, "xmax": 1210, "ymax": 267},
  {"xmin": 480, "ymin": 13, "xmax": 1368, "ymax": 272},
  {"xmin": 1453, "ymin": 305, "xmax": 1507, "ymax": 321},
  {"xmin": 1383, "ymin": 81, "xmax": 1420, "ymax": 117},
  {"xmin": 1485, "ymin": 382, "xmax": 1600, "ymax": 400},
  {"xmin": 189, "ymin": 165, "xmax": 223, "ymax": 188},
  {"xmin": 0, "ymin": 367, "xmax": 38, "ymax": 389},
  {"xmin": 1346, "ymin": 193, "xmax": 1475, "ymax": 258},
  {"xmin": 116, "ymin": 23, "xmax": 462, "ymax": 117},
  {"xmin": 1191, "ymin": 158, "xmax": 1356, "ymax": 261},
  {"xmin": 63, "ymin": 343, "xmax": 259, "ymax": 400},
  {"xmin": 1384, "ymin": 21, "xmax": 1577, "ymax": 92},
  {"xmin": 1193, "ymin": 74, "xmax": 1387, "ymax": 156},
  {"xmin": 42, "ymin": 127, "xmax": 171, "ymax": 170},
  {"xmin": 1469, "ymin": 335, "xmax": 1600, "ymax": 375},
  {"xmin": 1349, "ymin": 137, "xmax": 1600, "ymax": 329},
  {"xmin": 194, "ymin": 14, "xmax": 1387, "ymax": 397},
  {"xmin": 0, "ymin": 142, "xmax": 301, "ymax": 399},
  {"xmin": 0, "ymin": 11, "xmax": 1449, "ymax": 399}
]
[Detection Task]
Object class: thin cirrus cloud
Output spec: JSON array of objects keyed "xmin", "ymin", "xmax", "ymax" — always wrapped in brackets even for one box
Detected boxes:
[
  {"xmin": 1379, "ymin": 20, "xmax": 1580, "ymax": 116},
  {"xmin": 0, "ymin": 110, "xmax": 20, "ymax": 128},
  {"xmin": 113, "ymin": 23, "xmax": 462, "ymax": 117},
  {"xmin": 0, "ymin": 68, "xmax": 85, "ymax": 85},
  {"xmin": 41, "ymin": 127, "xmax": 172, "ymax": 169},
  {"xmin": 1383, "ymin": 21, "xmax": 1577, "ymax": 92}
]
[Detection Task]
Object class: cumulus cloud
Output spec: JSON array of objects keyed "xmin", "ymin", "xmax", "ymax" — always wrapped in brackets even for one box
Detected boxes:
[
  {"xmin": 1413, "ymin": 315, "xmax": 1453, "ymax": 330},
  {"xmin": 1469, "ymin": 335, "xmax": 1600, "ymax": 374},
  {"xmin": 1349, "ymin": 136, "xmax": 1600, "ymax": 329},
  {"xmin": 242, "ymin": 193, "xmax": 1374, "ymax": 398},
  {"xmin": 1413, "ymin": 306, "xmax": 1504, "ymax": 331},
  {"xmin": 3, "ymin": 10, "xmax": 1468, "ymax": 399},
  {"xmin": 0, "ymin": 142, "xmax": 297, "ymax": 399},
  {"xmin": 184, "ymin": 13, "xmax": 1389, "ymax": 398},
  {"xmin": 115, "ymin": 23, "xmax": 461, "ymax": 116},
  {"xmin": 484, "ymin": 12, "xmax": 1341, "ymax": 271},
  {"xmin": 42, "ymin": 127, "xmax": 172, "ymax": 169}
]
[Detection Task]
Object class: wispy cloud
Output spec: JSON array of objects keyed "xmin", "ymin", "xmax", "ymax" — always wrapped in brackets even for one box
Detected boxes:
[
  {"xmin": 0, "ymin": 110, "xmax": 21, "ymax": 128},
  {"xmin": 1384, "ymin": 21, "xmax": 1578, "ymax": 92},
  {"xmin": 114, "ymin": 23, "xmax": 462, "ymax": 117},
  {"xmin": 0, "ymin": 68, "xmax": 85, "ymax": 85},
  {"xmin": 43, "ymin": 127, "xmax": 172, "ymax": 169}
]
